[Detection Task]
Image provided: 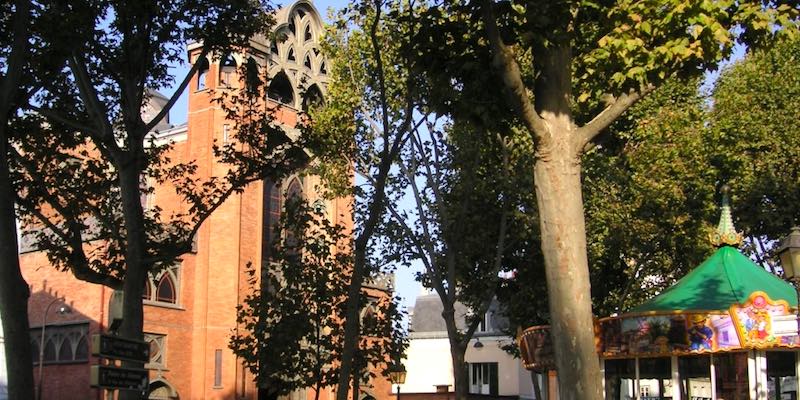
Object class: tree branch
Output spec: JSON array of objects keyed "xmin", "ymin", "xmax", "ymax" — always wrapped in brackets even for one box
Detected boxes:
[
  {"xmin": 0, "ymin": 0, "xmax": 30, "ymax": 114},
  {"xmin": 28, "ymin": 106, "xmax": 99, "ymax": 136},
  {"xmin": 68, "ymin": 53, "xmax": 121, "ymax": 156},
  {"xmin": 575, "ymin": 86, "xmax": 653, "ymax": 151},
  {"xmin": 144, "ymin": 48, "xmax": 210, "ymax": 132},
  {"xmin": 479, "ymin": 0, "xmax": 548, "ymax": 142}
]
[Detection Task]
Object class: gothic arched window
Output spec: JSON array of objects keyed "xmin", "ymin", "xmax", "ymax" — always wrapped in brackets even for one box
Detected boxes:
[
  {"xmin": 245, "ymin": 57, "xmax": 261, "ymax": 92},
  {"xmin": 262, "ymin": 180, "xmax": 282, "ymax": 262},
  {"xmin": 304, "ymin": 25, "xmax": 313, "ymax": 42},
  {"xmin": 143, "ymin": 264, "xmax": 180, "ymax": 306},
  {"xmin": 196, "ymin": 56, "xmax": 209, "ymax": 90},
  {"xmin": 302, "ymin": 84, "xmax": 324, "ymax": 112},
  {"xmin": 220, "ymin": 54, "xmax": 237, "ymax": 88},
  {"xmin": 59, "ymin": 338, "xmax": 74, "ymax": 361},
  {"xmin": 156, "ymin": 273, "xmax": 176, "ymax": 303},
  {"xmin": 284, "ymin": 178, "xmax": 304, "ymax": 254},
  {"xmin": 267, "ymin": 71, "xmax": 294, "ymax": 105}
]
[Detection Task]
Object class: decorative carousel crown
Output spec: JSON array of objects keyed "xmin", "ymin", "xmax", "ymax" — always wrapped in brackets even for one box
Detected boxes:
[{"xmin": 709, "ymin": 184, "xmax": 743, "ymax": 247}]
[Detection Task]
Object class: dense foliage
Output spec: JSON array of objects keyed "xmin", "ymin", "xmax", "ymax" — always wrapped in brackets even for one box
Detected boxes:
[{"xmin": 231, "ymin": 198, "xmax": 406, "ymax": 399}]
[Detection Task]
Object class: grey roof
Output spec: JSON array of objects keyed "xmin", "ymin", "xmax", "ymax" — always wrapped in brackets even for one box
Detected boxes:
[{"xmin": 409, "ymin": 293, "xmax": 509, "ymax": 336}]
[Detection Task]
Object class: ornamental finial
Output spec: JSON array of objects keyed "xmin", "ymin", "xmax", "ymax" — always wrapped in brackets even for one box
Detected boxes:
[{"xmin": 710, "ymin": 184, "xmax": 743, "ymax": 247}]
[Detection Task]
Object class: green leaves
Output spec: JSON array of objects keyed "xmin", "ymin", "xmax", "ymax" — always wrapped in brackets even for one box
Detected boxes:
[{"xmin": 231, "ymin": 197, "xmax": 407, "ymax": 392}]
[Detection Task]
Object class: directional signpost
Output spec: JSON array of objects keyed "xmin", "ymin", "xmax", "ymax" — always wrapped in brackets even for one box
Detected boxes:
[
  {"xmin": 90, "ymin": 365, "xmax": 149, "ymax": 391},
  {"xmin": 90, "ymin": 333, "xmax": 150, "ymax": 392}
]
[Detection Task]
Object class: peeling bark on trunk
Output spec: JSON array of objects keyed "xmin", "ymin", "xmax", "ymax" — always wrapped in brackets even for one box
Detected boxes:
[{"xmin": 533, "ymin": 142, "xmax": 602, "ymax": 400}]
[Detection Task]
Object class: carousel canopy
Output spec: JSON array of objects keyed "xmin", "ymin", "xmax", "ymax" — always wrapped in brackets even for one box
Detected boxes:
[{"xmin": 631, "ymin": 245, "xmax": 797, "ymax": 313}]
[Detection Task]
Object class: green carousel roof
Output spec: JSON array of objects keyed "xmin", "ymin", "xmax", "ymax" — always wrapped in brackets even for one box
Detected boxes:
[
  {"xmin": 630, "ymin": 186, "xmax": 797, "ymax": 314},
  {"xmin": 630, "ymin": 246, "xmax": 797, "ymax": 313}
]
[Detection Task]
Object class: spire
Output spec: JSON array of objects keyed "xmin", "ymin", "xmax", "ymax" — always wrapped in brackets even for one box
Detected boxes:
[{"xmin": 710, "ymin": 184, "xmax": 743, "ymax": 247}]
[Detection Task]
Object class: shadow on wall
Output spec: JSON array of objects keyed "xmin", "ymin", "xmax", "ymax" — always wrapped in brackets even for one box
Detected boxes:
[{"xmin": 29, "ymin": 281, "xmax": 101, "ymax": 400}]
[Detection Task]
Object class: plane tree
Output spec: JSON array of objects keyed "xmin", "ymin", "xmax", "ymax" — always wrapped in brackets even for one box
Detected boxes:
[
  {"xmin": 403, "ymin": 1, "xmax": 798, "ymax": 397},
  {"xmin": 374, "ymin": 117, "xmax": 540, "ymax": 400},
  {"xmin": 306, "ymin": 2, "xmax": 432, "ymax": 399}
]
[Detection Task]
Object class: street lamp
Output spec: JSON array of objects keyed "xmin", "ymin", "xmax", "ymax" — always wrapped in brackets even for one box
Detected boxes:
[
  {"xmin": 37, "ymin": 297, "xmax": 72, "ymax": 400},
  {"xmin": 777, "ymin": 226, "xmax": 800, "ymax": 343},
  {"xmin": 388, "ymin": 363, "xmax": 407, "ymax": 400}
]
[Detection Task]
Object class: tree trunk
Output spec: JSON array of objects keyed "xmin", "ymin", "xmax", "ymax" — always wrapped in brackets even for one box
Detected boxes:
[
  {"xmin": 0, "ymin": 0, "xmax": 35, "ymax": 395},
  {"xmin": 449, "ymin": 342, "xmax": 469, "ymax": 400},
  {"xmin": 533, "ymin": 145, "xmax": 602, "ymax": 400},
  {"xmin": 336, "ymin": 246, "xmax": 365, "ymax": 400},
  {"xmin": 440, "ymin": 301, "xmax": 468, "ymax": 400},
  {"xmin": 0, "ymin": 129, "xmax": 35, "ymax": 400},
  {"xmin": 117, "ymin": 163, "xmax": 148, "ymax": 400}
]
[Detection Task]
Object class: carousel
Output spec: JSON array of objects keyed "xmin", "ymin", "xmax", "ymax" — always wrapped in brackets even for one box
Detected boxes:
[{"xmin": 520, "ymin": 193, "xmax": 800, "ymax": 400}]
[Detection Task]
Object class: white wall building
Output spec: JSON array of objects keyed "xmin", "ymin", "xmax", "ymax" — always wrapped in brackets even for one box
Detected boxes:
[{"xmin": 399, "ymin": 293, "xmax": 537, "ymax": 399}]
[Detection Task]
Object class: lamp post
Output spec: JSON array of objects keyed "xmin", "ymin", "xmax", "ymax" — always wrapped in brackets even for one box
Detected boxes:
[
  {"xmin": 777, "ymin": 226, "xmax": 800, "ymax": 344},
  {"xmin": 388, "ymin": 364, "xmax": 406, "ymax": 400},
  {"xmin": 37, "ymin": 297, "xmax": 72, "ymax": 400}
]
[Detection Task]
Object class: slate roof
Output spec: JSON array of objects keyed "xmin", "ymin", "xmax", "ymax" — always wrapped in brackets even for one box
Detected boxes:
[{"xmin": 409, "ymin": 293, "xmax": 509, "ymax": 335}]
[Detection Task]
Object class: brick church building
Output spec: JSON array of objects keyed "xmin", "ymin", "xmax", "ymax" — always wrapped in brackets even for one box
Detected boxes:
[{"xmin": 19, "ymin": 1, "xmax": 393, "ymax": 399}]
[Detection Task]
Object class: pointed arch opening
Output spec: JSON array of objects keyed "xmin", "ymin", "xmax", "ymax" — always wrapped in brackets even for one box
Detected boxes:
[
  {"xmin": 220, "ymin": 54, "xmax": 237, "ymax": 88},
  {"xmin": 320, "ymin": 61, "xmax": 328, "ymax": 75},
  {"xmin": 156, "ymin": 273, "xmax": 176, "ymax": 303},
  {"xmin": 245, "ymin": 57, "xmax": 261, "ymax": 92},
  {"xmin": 304, "ymin": 53, "xmax": 312, "ymax": 69},
  {"xmin": 287, "ymin": 47, "xmax": 296, "ymax": 62},
  {"xmin": 196, "ymin": 56, "xmax": 209, "ymax": 90},
  {"xmin": 59, "ymin": 339, "xmax": 74, "ymax": 361},
  {"xmin": 284, "ymin": 178, "xmax": 304, "ymax": 255},
  {"xmin": 304, "ymin": 25, "xmax": 313, "ymax": 42},
  {"xmin": 267, "ymin": 71, "xmax": 294, "ymax": 105},
  {"xmin": 302, "ymin": 84, "xmax": 324, "ymax": 112}
]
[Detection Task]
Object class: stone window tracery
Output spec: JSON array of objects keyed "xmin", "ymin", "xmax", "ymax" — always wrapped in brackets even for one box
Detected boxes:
[
  {"xmin": 143, "ymin": 264, "xmax": 181, "ymax": 306},
  {"xmin": 30, "ymin": 323, "xmax": 89, "ymax": 364}
]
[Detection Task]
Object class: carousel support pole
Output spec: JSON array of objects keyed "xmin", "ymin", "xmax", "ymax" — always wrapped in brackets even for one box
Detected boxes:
[{"xmin": 671, "ymin": 356, "xmax": 681, "ymax": 400}]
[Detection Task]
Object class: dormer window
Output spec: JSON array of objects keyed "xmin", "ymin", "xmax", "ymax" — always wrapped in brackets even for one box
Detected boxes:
[
  {"xmin": 220, "ymin": 54, "xmax": 237, "ymax": 88},
  {"xmin": 196, "ymin": 56, "xmax": 209, "ymax": 91}
]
